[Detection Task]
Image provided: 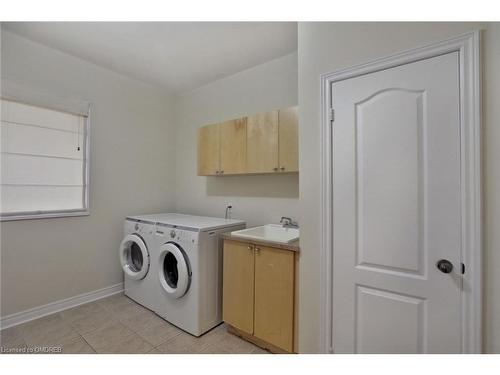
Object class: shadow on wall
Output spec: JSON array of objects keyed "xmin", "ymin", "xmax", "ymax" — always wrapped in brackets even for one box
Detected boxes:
[{"xmin": 206, "ymin": 174, "xmax": 299, "ymax": 198}]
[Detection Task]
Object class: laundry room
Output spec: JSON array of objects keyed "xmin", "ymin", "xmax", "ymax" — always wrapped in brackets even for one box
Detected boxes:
[
  {"xmin": 0, "ymin": 21, "xmax": 300, "ymax": 355},
  {"xmin": 1, "ymin": 1, "xmax": 500, "ymax": 374}
]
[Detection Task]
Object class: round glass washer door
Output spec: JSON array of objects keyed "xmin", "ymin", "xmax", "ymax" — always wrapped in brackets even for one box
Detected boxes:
[
  {"xmin": 119, "ymin": 234, "xmax": 150, "ymax": 280},
  {"xmin": 158, "ymin": 242, "xmax": 191, "ymax": 299}
]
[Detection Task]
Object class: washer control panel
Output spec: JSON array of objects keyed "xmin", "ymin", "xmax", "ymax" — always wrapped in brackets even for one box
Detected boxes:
[
  {"xmin": 155, "ymin": 225, "xmax": 199, "ymax": 245},
  {"xmin": 125, "ymin": 219, "xmax": 154, "ymax": 235}
]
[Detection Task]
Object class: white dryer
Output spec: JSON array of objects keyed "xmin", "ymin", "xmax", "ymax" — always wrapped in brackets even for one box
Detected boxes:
[
  {"xmin": 150, "ymin": 214, "xmax": 245, "ymax": 336},
  {"xmin": 119, "ymin": 217, "xmax": 157, "ymax": 310}
]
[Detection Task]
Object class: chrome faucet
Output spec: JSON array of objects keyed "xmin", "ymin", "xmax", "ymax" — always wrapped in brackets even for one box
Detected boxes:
[{"xmin": 280, "ymin": 216, "xmax": 299, "ymax": 229}]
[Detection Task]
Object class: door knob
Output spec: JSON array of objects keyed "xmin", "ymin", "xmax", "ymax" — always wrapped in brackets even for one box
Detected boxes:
[{"xmin": 436, "ymin": 259, "xmax": 453, "ymax": 274}]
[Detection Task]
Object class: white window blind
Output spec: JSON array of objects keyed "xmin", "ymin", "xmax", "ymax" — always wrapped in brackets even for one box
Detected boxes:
[{"xmin": 0, "ymin": 98, "xmax": 89, "ymax": 220}]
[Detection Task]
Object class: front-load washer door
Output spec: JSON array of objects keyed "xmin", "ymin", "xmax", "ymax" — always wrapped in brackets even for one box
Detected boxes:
[
  {"xmin": 119, "ymin": 234, "xmax": 150, "ymax": 280},
  {"xmin": 158, "ymin": 242, "xmax": 191, "ymax": 299}
]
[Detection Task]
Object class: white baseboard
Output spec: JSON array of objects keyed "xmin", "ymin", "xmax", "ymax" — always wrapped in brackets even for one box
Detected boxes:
[{"xmin": 0, "ymin": 283, "xmax": 124, "ymax": 330}]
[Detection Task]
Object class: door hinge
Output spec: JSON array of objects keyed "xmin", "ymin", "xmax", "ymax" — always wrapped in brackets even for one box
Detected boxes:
[{"xmin": 329, "ymin": 108, "xmax": 335, "ymax": 122}]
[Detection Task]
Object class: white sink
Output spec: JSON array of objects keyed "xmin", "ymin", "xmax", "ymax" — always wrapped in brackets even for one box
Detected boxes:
[{"xmin": 230, "ymin": 224, "xmax": 299, "ymax": 244}]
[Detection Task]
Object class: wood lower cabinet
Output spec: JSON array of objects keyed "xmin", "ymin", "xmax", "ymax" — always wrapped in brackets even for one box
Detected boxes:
[
  {"xmin": 254, "ymin": 246, "xmax": 295, "ymax": 352},
  {"xmin": 222, "ymin": 240, "xmax": 254, "ymax": 334},
  {"xmin": 223, "ymin": 239, "xmax": 297, "ymax": 353}
]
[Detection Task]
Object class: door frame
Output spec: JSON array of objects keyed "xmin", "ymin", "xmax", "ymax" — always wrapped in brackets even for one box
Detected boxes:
[{"xmin": 319, "ymin": 30, "xmax": 482, "ymax": 354}]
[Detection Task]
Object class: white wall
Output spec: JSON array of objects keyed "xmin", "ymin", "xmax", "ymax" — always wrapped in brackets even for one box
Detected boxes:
[
  {"xmin": 297, "ymin": 22, "xmax": 500, "ymax": 353},
  {"xmin": 172, "ymin": 52, "xmax": 299, "ymax": 227},
  {"xmin": 0, "ymin": 31, "xmax": 176, "ymax": 316}
]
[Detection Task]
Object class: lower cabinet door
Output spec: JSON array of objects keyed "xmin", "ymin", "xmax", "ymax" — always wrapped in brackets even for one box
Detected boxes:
[
  {"xmin": 223, "ymin": 240, "xmax": 255, "ymax": 334},
  {"xmin": 254, "ymin": 245, "xmax": 294, "ymax": 352}
]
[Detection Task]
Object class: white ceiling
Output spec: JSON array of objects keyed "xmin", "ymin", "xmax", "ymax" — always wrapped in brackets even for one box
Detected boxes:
[{"xmin": 3, "ymin": 22, "xmax": 297, "ymax": 93}]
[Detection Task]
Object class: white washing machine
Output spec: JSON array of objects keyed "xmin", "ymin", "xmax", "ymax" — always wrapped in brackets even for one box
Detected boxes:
[
  {"xmin": 150, "ymin": 214, "xmax": 245, "ymax": 336},
  {"xmin": 119, "ymin": 216, "xmax": 158, "ymax": 311}
]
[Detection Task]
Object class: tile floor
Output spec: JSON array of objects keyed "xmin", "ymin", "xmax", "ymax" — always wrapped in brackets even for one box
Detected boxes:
[{"xmin": 0, "ymin": 293, "xmax": 267, "ymax": 354}]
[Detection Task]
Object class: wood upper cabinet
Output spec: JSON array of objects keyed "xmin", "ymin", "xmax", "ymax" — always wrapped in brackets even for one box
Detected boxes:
[
  {"xmin": 254, "ymin": 245, "xmax": 295, "ymax": 352},
  {"xmin": 219, "ymin": 118, "xmax": 247, "ymax": 174},
  {"xmin": 222, "ymin": 240, "xmax": 255, "ymax": 334},
  {"xmin": 197, "ymin": 118, "xmax": 246, "ymax": 176},
  {"xmin": 197, "ymin": 106, "xmax": 298, "ymax": 176},
  {"xmin": 278, "ymin": 106, "xmax": 299, "ymax": 172},
  {"xmin": 246, "ymin": 111, "xmax": 279, "ymax": 173},
  {"xmin": 223, "ymin": 239, "xmax": 296, "ymax": 353},
  {"xmin": 197, "ymin": 123, "xmax": 220, "ymax": 176}
]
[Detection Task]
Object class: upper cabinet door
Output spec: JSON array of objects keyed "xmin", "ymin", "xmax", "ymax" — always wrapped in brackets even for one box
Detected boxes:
[
  {"xmin": 197, "ymin": 124, "xmax": 220, "ymax": 176},
  {"xmin": 278, "ymin": 106, "xmax": 299, "ymax": 172},
  {"xmin": 246, "ymin": 111, "xmax": 279, "ymax": 173},
  {"xmin": 219, "ymin": 118, "xmax": 247, "ymax": 175}
]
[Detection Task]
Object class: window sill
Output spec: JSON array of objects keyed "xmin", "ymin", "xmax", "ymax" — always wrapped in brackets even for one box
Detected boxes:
[{"xmin": 0, "ymin": 209, "xmax": 90, "ymax": 222}]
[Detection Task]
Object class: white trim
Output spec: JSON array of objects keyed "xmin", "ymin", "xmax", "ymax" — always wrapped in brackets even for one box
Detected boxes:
[
  {"xmin": 319, "ymin": 30, "xmax": 482, "ymax": 354},
  {"xmin": 83, "ymin": 104, "xmax": 91, "ymax": 218},
  {"xmin": 0, "ymin": 283, "xmax": 123, "ymax": 330},
  {"xmin": 0, "ymin": 209, "xmax": 90, "ymax": 222}
]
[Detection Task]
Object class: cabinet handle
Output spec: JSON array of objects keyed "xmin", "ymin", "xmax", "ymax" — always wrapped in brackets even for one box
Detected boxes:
[
  {"xmin": 280, "ymin": 166, "xmax": 285, "ymax": 171},
  {"xmin": 247, "ymin": 245, "xmax": 253, "ymax": 251},
  {"xmin": 255, "ymin": 247, "xmax": 261, "ymax": 253},
  {"xmin": 220, "ymin": 170, "xmax": 224, "ymax": 174},
  {"xmin": 215, "ymin": 170, "xmax": 220, "ymax": 174},
  {"xmin": 273, "ymin": 167, "xmax": 278, "ymax": 171}
]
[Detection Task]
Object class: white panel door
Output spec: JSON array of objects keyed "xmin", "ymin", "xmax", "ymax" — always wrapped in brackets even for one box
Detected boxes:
[{"xmin": 331, "ymin": 52, "xmax": 462, "ymax": 353}]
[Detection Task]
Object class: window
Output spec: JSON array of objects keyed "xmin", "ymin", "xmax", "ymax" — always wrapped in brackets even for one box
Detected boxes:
[{"xmin": 0, "ymin": 98, "xmax": 89, "ymax": 220}]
